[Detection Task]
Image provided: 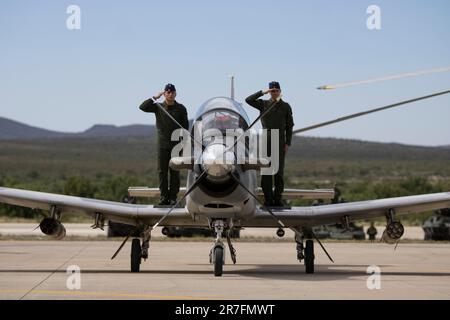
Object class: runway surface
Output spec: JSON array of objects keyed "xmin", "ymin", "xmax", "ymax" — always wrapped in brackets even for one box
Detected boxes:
[{"xmin": 1, "ymin": 240, "xmax": 449, "ymax": 299}]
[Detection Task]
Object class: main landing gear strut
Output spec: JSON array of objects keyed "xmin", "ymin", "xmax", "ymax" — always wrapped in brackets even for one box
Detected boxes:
[
  {"xmin": 130, "ymin": 226, "xmax": 151, "ymax": 272},
  {"xmin": 295, "ymin": 229, "xmax": 315, "ymax": 274}
]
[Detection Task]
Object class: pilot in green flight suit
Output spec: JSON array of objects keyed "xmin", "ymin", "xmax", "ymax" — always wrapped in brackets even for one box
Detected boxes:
[
  {"xmin": 139, "ymin": 84, "xmax": 189, "ymax": 205},
  {"xmin": 245, "ymin": 81, "xmax": 294, "ymax": 207}
]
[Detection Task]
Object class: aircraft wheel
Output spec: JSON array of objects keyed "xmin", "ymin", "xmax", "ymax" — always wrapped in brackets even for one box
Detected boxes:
[
  {"xmin": 304, "ymin": 239, "xmax": 314, "ymax": 274},
  {"xmin": 131, "ymin": 238, "xmax": 141, "ymax": 272},
  {"xmin": 213, "ymin": 246, "xmax": 224, "ymax": 277}
]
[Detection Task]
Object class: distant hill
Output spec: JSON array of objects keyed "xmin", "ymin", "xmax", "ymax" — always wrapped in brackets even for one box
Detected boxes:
[
  {"xmin": 0, "ymin": 117, "xmax": 156, "ymax": 139},
  {"xmin": 0, "ymin": 117, "xmax": 448, "ymax": 163},
  {"xmin": 0, "ymin": 117, "xmax": 71, "ymax": 139},
  {"xmin": 290, "ymin": 136, "xmax": 450, "ymax": 161},
  {"xmin": 78, "ymin": 124, "xmax": 155, "ymax": 137}
]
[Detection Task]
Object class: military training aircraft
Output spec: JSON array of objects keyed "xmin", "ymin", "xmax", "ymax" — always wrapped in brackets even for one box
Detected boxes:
[{"xmin": 0, "ymin": 80, "xmax": 449, "ymax": 276}]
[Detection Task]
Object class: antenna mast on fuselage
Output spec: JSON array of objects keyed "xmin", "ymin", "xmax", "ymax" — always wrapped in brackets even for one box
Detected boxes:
[{"xmin": 230, "ymin": 75, "xmax": 235, "ymax": 100}]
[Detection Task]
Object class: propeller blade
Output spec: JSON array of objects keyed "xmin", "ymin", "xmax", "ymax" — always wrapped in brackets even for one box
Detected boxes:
[
  {"xmin": 226, "ymin": 99, "xmax": 280, "ymax": 153},
  {"xmin": 311, "ymin": 231, "xmax": 334, "ymax": 263},
  {"xmin": 230, "ymin": 173, "xmax": 303, "ymax": 237},
  {"xmin": 151, "ymin": 170, "xmax": 208, "ymax": 230},
  {"xmin": 247, "ymin": 99, "xmax": 280, "ymax": 132},
  {"xmin": 230, "ymin": 172, "xmax": 286, "ymax": 228},
  {"xmin": 293, "ymin": 89, "xmax": 450, "ymax": 135},
  {"xmin": 111, "ymin": 234, "xmax": 130, "ymax": 260},
  {"xmin": 153, "ymin": 100, "xmax": 205, "ymax": 150},
  {"xmin": 230, "ymin": 173, "xmax": 334, "ymax": 262}
]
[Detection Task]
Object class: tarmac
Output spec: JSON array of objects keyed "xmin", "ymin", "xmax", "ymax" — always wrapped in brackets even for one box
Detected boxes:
[{"xmin": 1, "ymin": 240, "xmax": 450, "ymax": 299}]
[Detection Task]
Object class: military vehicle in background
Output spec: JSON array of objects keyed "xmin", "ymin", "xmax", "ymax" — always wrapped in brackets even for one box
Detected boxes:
[
  {"xmin": 313, "ymin": 222, "xmax": 366, "ymax": 240},
  {"xmin": 310, "ymin": 186, "xmax": 366, "ymax": 240},
  {"xmin": 422, "ymin": 208, "xmax": 450, "ymax": 240}
]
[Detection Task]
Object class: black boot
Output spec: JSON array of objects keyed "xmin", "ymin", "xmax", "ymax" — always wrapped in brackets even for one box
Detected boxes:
[
  {"xmin": 273, "ymin": 199, "xmax": 284, "ymax": 207},
  {"xmin": 263, "ymin": 199, "xmax": 274, "ymax": 207},
  {"xmin": 158, "ymin": 197, "xmax": 170, "ymax": 205}
]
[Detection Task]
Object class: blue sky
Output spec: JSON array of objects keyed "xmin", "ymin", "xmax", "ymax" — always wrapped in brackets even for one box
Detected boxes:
[{"xmin": 1, "ymin": 0, "xmax": 449, "ymax": 146}]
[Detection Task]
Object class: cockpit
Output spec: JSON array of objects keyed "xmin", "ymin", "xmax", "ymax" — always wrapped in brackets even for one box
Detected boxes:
[
  {"xmin": 191, "ymin": 97, "xmax": 250, "ymax": 197},
  {"xmin": 193, "ymin": 97, "xmax": 250, "ymax": 132}
]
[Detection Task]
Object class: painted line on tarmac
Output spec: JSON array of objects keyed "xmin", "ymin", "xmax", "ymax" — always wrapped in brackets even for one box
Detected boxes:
[{"xmin": 1, "ymin": 289, "xmax": 223, "ymax": 300}]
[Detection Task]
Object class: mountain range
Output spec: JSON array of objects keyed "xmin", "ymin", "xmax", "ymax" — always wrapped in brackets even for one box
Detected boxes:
[
  {"xmin": 0, "ymin": 117, "xmax": 155, "ymax": 139},
  {"xmin": 0, "ymin": 117, "xmax": 448, "ymax": 150}
]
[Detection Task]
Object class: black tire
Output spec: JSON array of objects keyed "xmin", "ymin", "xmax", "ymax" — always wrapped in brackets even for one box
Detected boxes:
[
  {"xmin": 131, "ymin": 238, "xmax": 141, "ymax": 272},
  {"xmin": 304, "ymin": 240, "xmax": 314, "ymax": 274},
  {"xmin": 214, "ymin": 246, "xmax": 224, "ymax": 277}
]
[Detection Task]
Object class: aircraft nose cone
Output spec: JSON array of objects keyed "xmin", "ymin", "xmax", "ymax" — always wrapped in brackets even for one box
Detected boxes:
[{"xmin": 202, "ymin": 144, "xmax": 235, "ymax": 177}]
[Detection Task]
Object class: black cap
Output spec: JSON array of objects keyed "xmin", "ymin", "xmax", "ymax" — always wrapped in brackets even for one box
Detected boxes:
[
  {"xmin": 164, "ymin": 83, "xmax": 176, "ymax": 92},
  {"xmin": 269, "ymin": 81, "xmax": 281, "ymax": 90}
]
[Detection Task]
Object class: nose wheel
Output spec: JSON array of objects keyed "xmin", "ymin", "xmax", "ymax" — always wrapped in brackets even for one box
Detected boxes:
[
  {"xmin": 213, "ymin": 245, "xmax": 224, "ymax": 276},
  {"xmin": 210, "ymin": 220, "xmax": 231, "ymax": 277}
]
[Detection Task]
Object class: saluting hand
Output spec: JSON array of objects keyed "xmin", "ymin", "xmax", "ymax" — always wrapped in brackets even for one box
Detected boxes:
[
  {"xmin": 153, "ymin": 91, "xmax": 165, "ymax": 100},
  {"xmin": 263, "ymin": 88, "xmax": 276, "ymax": 95}
]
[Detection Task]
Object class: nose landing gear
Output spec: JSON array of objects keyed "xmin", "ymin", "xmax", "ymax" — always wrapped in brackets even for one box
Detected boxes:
[
  {"xmin": 209, "ymin": 219, "xmax": 236, "ymax": 276},
  {"xmin": 226, "ymin": 232, "xmax": 237, "ymax": 265}
]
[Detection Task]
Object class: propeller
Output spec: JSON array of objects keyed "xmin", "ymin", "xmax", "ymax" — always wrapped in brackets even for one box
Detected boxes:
[
  {"xmin": 293, "ymin": 89, "xmax": 450, "ymax": 135},
  {"xmin": 229, "ymin": 172, "xmax": 334, "ymax": 263}
]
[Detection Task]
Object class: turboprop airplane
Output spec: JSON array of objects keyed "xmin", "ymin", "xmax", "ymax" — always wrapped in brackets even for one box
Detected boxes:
[{"xmin": 0, "ymin": 81, "xmax": 449, "ymax": 276}]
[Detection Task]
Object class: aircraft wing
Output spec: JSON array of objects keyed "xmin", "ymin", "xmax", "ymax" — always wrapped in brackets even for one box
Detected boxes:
[
  {"xmin": 245, "ymin": 192, "xmax": 450, "ymax": 227},
  {"xmin": 0, "ymin": 187, "xmax": 201, "ymax": 227},
  {"xmin": 256, "ymin": 188, "xmax": 335, "ymax": 200},
  {"xmin": 128, "ymin": 186, "xmax": 186, "ymax": 198},
  {"xmin": 128, "ymin": 186, "xmax": 335, "ymax": 200}
]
